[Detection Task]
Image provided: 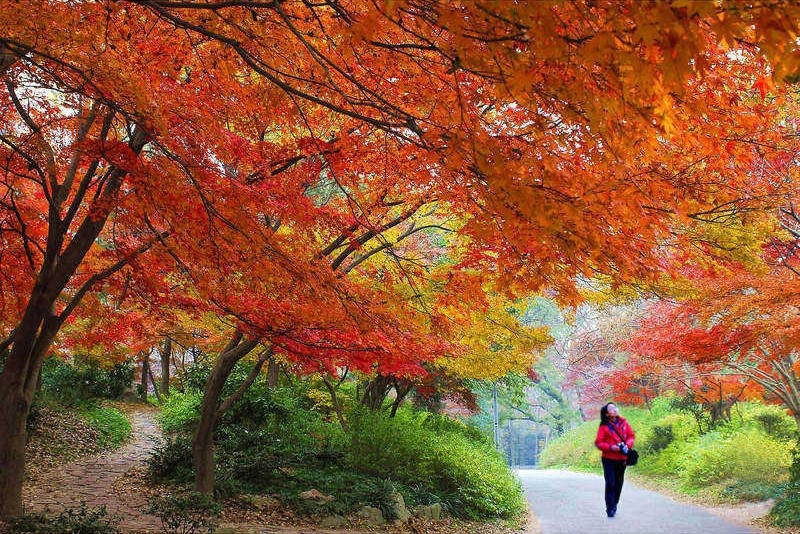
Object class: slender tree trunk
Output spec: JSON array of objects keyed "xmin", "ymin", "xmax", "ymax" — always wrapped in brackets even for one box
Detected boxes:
[
  {"xmin": 321, "ymin": 375, "xmax": 346, "ymax": 430},
  {"xmin": 192, "ymin": 332, "xmax": 259, "ymax": 495},
  {"xmin": 389, "ymin": 382, "xmax": 413, "ymax": 418},
  {"xmin": 140, "ymin": 353, "xmax": 149, "ymax": 402},
  {"xmin": 148, "ymin": 365, "xmax": 161, "ymax": 405},
  {"xmin": 161, "ymin": 337, "xmax": 172, "ymax": 398},
  {"xmin": 266, "ymin": 356, "xmax": 279, "ymax": 387}
]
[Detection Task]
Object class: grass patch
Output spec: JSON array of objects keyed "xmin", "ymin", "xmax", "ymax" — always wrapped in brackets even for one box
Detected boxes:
[{"xmin": 80, "ymin": 406, "xmax": 131, "ymax": 448}]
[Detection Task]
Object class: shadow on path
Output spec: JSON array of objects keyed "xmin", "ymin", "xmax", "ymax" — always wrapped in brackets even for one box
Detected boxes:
[{"xmin": 519, "ymin": 469, "xmax": 762, "ymax": 534}]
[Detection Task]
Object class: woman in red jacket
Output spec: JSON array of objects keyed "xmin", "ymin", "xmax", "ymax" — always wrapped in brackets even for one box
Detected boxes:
[{"xmin": 595, "ymin": 402, "xmax": 635, "ymax": 517}]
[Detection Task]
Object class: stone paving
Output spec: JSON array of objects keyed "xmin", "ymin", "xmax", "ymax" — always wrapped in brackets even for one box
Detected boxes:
[
  {"xmin": 23, "ymin": 407, "xmax": 164, "ymax": 532},
  {"xmin": 20, "ymin": 407, "xmax": 366, "ymax": 534}
]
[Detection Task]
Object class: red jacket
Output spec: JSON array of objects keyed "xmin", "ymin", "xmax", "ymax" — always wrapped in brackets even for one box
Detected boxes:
[{"xmin": 595, "ymin": 417, "xmax": 635, "ymax": 461}]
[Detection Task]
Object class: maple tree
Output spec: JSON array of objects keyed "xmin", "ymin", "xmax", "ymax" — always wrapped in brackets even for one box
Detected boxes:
[{"xmin": 1, "ymin": 0, "xmax": 800, "ymax": 515}]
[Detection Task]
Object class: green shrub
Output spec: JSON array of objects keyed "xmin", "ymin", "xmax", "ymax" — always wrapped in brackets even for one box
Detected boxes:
[
  {"xmin": 40, "ymin": 359, "xmax": 135, "ymax": 406},
  {"xmin": 158, "ymin": 391, "xmax": 203, "ymax": 434},
  {"xmin": 147, "ymin": 491, "xmax": 221, "ymax": 534},
  {"xmin": 148, "ymin": 436, "xmax": 195, "ymax": 482},
  {"xmin": 9, "ymin": 502, "xmax": 120, "ymax": 534},
  {"xmin": 739, "ymin": 403, "xmax": 797, "ymax": 441},
  {"xmin": 81, "ymin": 407, "xmax": 131, "ymax": 448},
  {"xmin": 646, "ymin": 424, "xmax": 674, "ymax": 453},
  {"xmin": 151, "ymin": 373, "xmax": 521, "ymax": 520},
  {"xmin": 538, "ymin": 418, "xmax": 601, "ymax": 471},
  {"xmin": 347, "ymin": 408, "xmax": 523, "ymax": 518},
  {"xmin": 770, "ymin": 486, "xmax": 800, "ymax": 527},
  {"xmin": 721, "ymin": 480, "xmax": 786, "ymax": 502},
  {"xmin": 680, "ymin": 429, "xmax": 791, "ymax": 488}
]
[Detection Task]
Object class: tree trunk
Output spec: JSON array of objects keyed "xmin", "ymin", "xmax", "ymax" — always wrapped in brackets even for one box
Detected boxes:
[
  {"xmin": 0, "ymin": 391, "xmax": 27, "ymax": 518},
  {"xmin": 161, "ymin": 337, "xmax": 172, "ymax": 398},
  {"xmin": 360, "ymin": 374, "xmax": 393, "ymax": 411},
  {"xmin": 192, "ymin": 331, "xmax": 259, "ymax": 495},
  {"xmin": 266, "ymin": 356, "xmax": 279, "ymax": 387},
  {"xmin": 321, "ymin": 375, "xmax": 346, "ymax": 430},
  {"xmin": 389, "ymin": 381, "xmax": 413, "ymax": 418},
  {"xmin": 0, "ymin": 308, "xmax": 60, "ymax": 517},
  {"xmin": 148, "ymin": 365, "xmax": 161, "ymax": 405},
  {"xmin": 140, "ymin": 353, "xmax": 149, "ymax": 402}
]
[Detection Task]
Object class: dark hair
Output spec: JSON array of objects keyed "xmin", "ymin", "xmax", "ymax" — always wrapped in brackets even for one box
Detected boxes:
[{"xmin": 599, "ymin": 402, "xmax": 617, "ymax": 426}]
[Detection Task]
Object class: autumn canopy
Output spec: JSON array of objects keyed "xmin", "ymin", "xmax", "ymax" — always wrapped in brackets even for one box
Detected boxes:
[{"xmin": 1, "ymin": 0, "xmax": 800, "ymax": 516}]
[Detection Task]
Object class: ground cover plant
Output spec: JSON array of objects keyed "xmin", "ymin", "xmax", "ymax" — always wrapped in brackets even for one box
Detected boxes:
[
  {"xmin": 150, "ymin": 362, "xmax": 524, "ymax": 521},
  {"xmin": 539, "ymin": 397, "xmax": 795, "ymax": 507}
]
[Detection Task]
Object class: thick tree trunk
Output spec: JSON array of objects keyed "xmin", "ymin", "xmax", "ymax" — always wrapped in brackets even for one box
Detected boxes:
[
  {"xmin": 161, "ymin": 337, "xmax": 172, "ymax": 398},
  {"xmin": 0, "ymin": 308, "xmax": 60, "ymax": 518},
  {"xmin": 0, "ymin": 388, "xmax": 30, "ymax": 518},
  {"xmin": 192, "ymin": 332, "xmax": 259, "ymax": 495}
]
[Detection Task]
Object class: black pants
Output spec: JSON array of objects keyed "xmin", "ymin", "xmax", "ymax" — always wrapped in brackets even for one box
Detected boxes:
[{"xmin": 601, "ymin": 457, "xmax": 626, "ymax": 514}]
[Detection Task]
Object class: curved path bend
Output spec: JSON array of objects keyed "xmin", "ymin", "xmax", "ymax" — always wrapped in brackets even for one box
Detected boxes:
[
  {"xmin": 23, "ymin": 407, "xmax": 163, "ymax": 531},
  {"xmin": 519, "ymin": 469, "xmax": 762, "ymax": 534}
]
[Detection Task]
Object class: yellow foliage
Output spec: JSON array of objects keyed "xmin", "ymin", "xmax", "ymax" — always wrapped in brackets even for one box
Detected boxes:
[{"xmin": 438, "ymin": 295, "xmax": 553, "ymax": 381}]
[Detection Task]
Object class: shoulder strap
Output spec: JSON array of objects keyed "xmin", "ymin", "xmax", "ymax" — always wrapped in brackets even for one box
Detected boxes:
[{"xmin": 607, "ymin": 421, "xmax": 625, "ymax": 442}]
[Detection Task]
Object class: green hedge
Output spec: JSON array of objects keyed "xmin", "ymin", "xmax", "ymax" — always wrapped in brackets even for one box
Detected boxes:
[{"xmin": 348, "ymin": 408, "xmax": 523, "ymax": 518}]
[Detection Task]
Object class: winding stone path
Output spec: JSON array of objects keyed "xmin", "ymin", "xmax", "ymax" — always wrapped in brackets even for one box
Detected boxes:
[
  {"xmin": 519, "ymin": 469, "xmax": 763, "ymax": 534},
  {"xmin": 23, "ymin": 407, "xmax": 163, "ymax": 532},
  {"xmin": 21, "ymin": 407, "xmax": 355, "ymax": 534}
]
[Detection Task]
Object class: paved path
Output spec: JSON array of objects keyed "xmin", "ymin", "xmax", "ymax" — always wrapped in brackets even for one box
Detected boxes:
[
  {"xmin": 519, "ymin": 469, "xmax": 762, "ymax": 534},
  {"xmin": 23, "ymin": 407, "xmax": 163, "ymax": 532},
  {"xmin": 21, "ymin": 407, "xmax": 358, "ymax": 534}
]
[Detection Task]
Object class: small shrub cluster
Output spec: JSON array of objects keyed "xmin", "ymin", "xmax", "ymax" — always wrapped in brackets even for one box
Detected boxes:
[
  {"xmin": 771, "ymin": 491, "xmax": 800, "ymax": 528},
  {"xmin": 147, "ymin": 491, "xmax": 221, "ymax": 534},
  {"xmin": 769, "ymin": 441, "xmax": 800, "ymax": 526},
  {"xmin": 9, "ymin": 502, "xmax": 120, "ymax": 534},
  {"xmin": 147, "ymin": 435, "xmax": 195, "ymax": 482}
]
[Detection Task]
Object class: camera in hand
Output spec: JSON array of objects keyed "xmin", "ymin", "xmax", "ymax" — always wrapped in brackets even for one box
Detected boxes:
[{"xmin": 618, "ymin": 442, "xmax": 629, "ymax": 455}]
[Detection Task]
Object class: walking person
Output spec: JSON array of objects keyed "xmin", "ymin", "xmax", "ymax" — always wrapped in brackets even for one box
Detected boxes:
[{"xmin": 595, "ymin": 402, "xmax": 635, "ymax": 517}]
